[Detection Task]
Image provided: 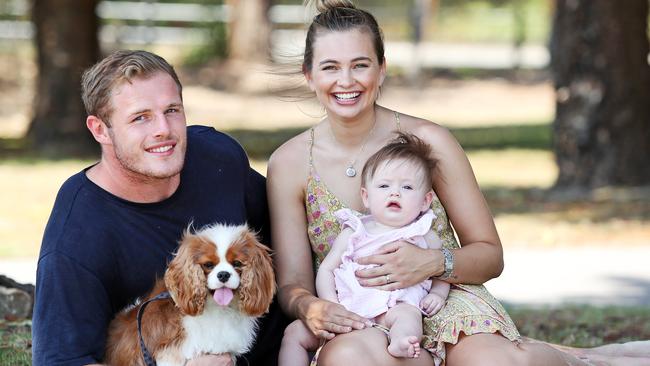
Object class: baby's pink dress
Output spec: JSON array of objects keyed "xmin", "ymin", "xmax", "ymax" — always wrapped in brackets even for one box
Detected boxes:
[{"xmin": 333, "ymin": 208, "xmax": 438, "ymax": 319}]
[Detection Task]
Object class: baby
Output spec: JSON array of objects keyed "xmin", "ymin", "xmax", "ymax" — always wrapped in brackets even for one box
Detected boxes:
[{"xmin": 279, "ymin": 132, "xmax": 450, "ymax": 365}]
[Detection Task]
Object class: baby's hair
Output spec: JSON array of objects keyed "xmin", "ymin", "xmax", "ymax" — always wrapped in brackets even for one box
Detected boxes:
[{"xmin": 361, "ymin": 132, "xmax": 437, "ymax": 188}]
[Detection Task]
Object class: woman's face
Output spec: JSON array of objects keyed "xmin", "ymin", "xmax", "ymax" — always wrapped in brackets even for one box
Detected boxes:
[{"xmin": 305, "ymin": 28, "xmax": 386, "ymax": 121}]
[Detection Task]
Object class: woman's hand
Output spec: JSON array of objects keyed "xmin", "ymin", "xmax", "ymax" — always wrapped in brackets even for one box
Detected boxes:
[
  {"xmin": 300, "ymin": 296, "xmax": 371, "ymax": 340},
  {"xmin": 355, "ymin": 240, "xmax": 442, "ymax": 290}
]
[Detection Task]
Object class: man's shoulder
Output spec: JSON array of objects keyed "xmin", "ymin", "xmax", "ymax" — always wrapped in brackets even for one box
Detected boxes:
[
  {"xmin": 41, "ymin": 169, "xmax": 119, "ymax": 257},
  {"xmin": 188, "ymin": 125, "xmax": 241, "ymax": 150},
  {"xmin": 187, "ymin": 125, "xmax": 248, "ymax": 166},
  {"xmin": 54, "ymin": 169, "xmax": 91, "ymax": 207}
]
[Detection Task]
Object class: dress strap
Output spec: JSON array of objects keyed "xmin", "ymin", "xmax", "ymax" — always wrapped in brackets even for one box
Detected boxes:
[
  {"xmin": 308, "ymin": 127, "xmax": 315, "ymax": 169},
  {"xmin": 394, "ymin": 111, "xmax": 401, "ymax": 131}
]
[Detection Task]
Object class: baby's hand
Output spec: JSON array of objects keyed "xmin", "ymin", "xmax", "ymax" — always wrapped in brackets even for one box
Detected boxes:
[{"xmin": 420, "ymin": 293, "xmax": 446, "ymax": 316}]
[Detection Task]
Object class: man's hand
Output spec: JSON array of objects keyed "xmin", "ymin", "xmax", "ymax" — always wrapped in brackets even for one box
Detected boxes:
[{"xmin": 187, "ymin": 354, "xmax": 233, "ymax": 366}]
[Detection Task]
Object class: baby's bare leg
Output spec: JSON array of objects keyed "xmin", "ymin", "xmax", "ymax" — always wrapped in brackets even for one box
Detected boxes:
[
  {"xmin": 382, "ymin": 303, "xmax": 422, "ymax": 358},
  {"xmin": 279, "ymin": 319, "xmax": 320, "ymax": 366}
]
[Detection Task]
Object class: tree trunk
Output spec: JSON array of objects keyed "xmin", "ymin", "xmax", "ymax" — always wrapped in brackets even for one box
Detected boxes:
[
  {"xmin": 550, "ymin": 0, "xmax": 650, "ymax": 188},
  {"xmin": 27, "ymin": 0, "xmax": 100, "ymax": 156},
  {"xmin": 226, "ymin": 0, "xmax": 271, "ymax": 63}
]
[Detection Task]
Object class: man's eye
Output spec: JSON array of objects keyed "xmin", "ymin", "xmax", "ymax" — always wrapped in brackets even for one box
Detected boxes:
[
  {"xmin": 166, "ymin": 108, "xmax": 179, "ymax": 114},
  {"xmin": 232, "ymin": 260, "xmax": 243, "ymax": 268},
  {"xmin": 201, "ymin": 262, "xmax": 215, "ymax": 270},
  {"xmin": 354, "ymin": 63, "xmax": 369, "ymax": 69}
]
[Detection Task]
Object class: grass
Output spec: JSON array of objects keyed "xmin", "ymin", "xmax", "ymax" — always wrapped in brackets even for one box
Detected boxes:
[
  {"xmin": 1, "ymin": 144, "xmax": 649, "ymax": 258},
  {"xmin": 224, "ymin": 123, "xmax": 551, "ymax": 160},
  {"xmin": 0, "ymin": 159, "xmax": 94, "ymax": 258},
  {"xmin": 1, "ymin": 306, "xmax": 649, "ymax": 364},
  {"xmin": 507, "ymin": 305, "xmax": 650, "ymax": 347},
  {"xmin": 5, "ymin": 149, "xmax": 650, "ymax": 258},
  {"xmin": 0, "ymin": 321, "xmax": 31, "ymax": 366}
]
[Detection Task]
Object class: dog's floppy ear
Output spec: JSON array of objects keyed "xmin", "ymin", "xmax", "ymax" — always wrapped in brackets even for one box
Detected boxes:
[
  {"xmin": 165, "ymin": 233, "xmax": 207, "ymax": 316},
  {"xmin": 238, "ymin": 231, "xmax": 276, "ymax": 317}
]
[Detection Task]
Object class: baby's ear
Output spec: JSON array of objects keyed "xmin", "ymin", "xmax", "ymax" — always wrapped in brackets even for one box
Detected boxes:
[
  {"xmin": 360, "ymin": 187, "xmax": 370, "ymax": 209},
  {"xmin": 422, "ymin": 190, "xmax": 434, "ymax": 211}
]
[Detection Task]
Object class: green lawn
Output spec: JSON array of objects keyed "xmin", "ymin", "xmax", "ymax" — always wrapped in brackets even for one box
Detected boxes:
[{"xmin": 3, "ymin": 305, "xmax": 650, "ymax": 365}]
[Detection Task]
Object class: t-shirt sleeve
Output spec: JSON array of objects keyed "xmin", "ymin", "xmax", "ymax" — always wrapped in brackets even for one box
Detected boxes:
[
  {"xmin": 32, "ymin": 252, "xmax": 112, "ymax": 366},
  {"xmin": 245, "ymin": 167, "xmax": 271, "ymax": 248}
]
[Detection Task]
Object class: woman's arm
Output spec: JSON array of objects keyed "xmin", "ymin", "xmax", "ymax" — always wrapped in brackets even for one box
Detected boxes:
[
  {"xmin": 356, "ymin": 121, "xmax": 503, "ymax": 286},
  {"xmin": 267, "ymin": 141, "xmax": 369, "ymax": 340},
  {"xmin": 422, "ymin": 123, "xmax": 504, "ymax": 283},
  {"xmin": 267, "ymin": 142, "xmax": 317, "ymax": 319}
]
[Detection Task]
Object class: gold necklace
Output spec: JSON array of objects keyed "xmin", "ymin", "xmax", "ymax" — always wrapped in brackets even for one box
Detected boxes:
[{"xmin": 329, "ymin": 117, "xmax": 377, "ymax": 178}]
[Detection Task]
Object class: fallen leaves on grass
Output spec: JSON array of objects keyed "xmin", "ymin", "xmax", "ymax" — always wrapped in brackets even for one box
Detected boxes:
[{"xmin": 507, "ymin": 305, "xmax": 650, "ymax": 347}]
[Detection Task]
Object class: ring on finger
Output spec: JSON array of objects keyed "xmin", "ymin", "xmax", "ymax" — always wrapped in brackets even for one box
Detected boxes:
[{"xmin": 385, "ymin": 274, "xmax": 391, "ymax": 283}]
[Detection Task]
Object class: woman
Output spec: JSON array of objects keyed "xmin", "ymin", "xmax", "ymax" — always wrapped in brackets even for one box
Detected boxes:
[{"xmin": 267, "ymin": 1, "xmax": 650, "ymax": 365}]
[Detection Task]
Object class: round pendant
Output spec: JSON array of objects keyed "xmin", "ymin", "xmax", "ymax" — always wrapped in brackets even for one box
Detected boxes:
[{"xmin": 345, "ymin": 166, "xmax": 357, "ymax": 177}]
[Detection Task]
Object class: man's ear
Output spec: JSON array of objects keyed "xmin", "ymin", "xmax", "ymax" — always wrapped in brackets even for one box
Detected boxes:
[{"xmin": 86, "ymin": 115, "xmax": 112, "ymax": 145}]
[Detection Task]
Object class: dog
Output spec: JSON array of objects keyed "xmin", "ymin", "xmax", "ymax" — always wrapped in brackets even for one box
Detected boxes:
[{"xmin": 104, "ymin": 223, "xmax": 276, "ymax": 366}]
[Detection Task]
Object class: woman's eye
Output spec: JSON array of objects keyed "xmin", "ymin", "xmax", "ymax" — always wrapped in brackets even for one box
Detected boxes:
[
  {"xmin": 232, "ymin": 260, "xmax": 243, "ymax": 268},
  {"xmin": 201, "ymin": 262, "xmax": 215, "ymax": 270},
  {"xmin": 354, "ymin": 63, "xmax": 369, "ymax": 69}
]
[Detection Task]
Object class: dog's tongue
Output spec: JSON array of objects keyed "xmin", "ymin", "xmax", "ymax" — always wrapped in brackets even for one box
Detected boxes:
[{"xmin": 213, "ymin": 288, "xmax": 234, "ymax": 306}]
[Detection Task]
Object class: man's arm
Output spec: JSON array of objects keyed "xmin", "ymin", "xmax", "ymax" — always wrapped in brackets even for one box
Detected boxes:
[
  {"xmin": 33, "ymin": 253, "xmax": 112, "ymax": 365},
  {"xmin": 245, "ymin": 167, "xmax": 271, "ymax": 246}
]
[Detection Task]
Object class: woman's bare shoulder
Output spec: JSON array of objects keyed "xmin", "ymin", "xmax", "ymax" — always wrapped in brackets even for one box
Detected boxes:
[
  {"xmin": 396, "ymin": 112, "xmax": 459, "ymax": 149},
  {"xmin": 267, "ymin": 128, "xmax": 314, "ymax": 190},
  {"xmin": 268, "ymin": 129, "xmax": 312, "ymax": 168}
]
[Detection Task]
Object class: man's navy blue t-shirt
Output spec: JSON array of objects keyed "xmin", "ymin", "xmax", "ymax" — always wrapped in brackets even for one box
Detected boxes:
[{"xmin": 32, "ymin": 126, "xmax": 285, "ymax": 365}]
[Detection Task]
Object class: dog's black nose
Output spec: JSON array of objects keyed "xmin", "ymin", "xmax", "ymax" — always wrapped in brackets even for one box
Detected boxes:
[{"xmin": 217, "ymin": 271, "xmax": 231, "ymax": 283}]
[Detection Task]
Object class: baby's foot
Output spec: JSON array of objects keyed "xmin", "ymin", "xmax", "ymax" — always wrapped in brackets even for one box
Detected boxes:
[{"xmin": 387, "ymin": 336, "xmax": 421, "ymax": 358}]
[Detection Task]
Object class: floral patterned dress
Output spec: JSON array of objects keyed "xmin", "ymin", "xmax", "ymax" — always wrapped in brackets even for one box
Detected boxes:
[{"xmin": 305, "ymin": 124, "xmax": 521, "ymax": 365}]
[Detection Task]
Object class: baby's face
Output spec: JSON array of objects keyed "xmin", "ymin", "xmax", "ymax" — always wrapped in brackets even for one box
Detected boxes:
[{"xmin": 361, "ymin": 158, "xmax": 432, "ymax": 228}]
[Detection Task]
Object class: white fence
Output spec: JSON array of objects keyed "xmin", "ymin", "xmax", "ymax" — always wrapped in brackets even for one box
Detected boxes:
[
  {"xmin": 0, "ymin": 0, "xmax": 551, "ymax": 69},
  {"xmin": 0, "ymin": 0, "xmax": 309, "ymax": 44}
]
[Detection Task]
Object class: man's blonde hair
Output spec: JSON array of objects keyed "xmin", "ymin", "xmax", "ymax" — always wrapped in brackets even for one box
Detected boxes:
[{"xmin": 81, "ymin": 50, "xmax": 182, "ymax": 126}]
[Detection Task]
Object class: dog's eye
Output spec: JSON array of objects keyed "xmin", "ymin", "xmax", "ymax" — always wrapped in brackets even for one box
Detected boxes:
[
  {"xmin": 201, "ymin": 262, "xmax": 215, "ymax": 270},
  {"xmin": 232, "ymin": 260, "xmax": 243, "ymax": 268}
]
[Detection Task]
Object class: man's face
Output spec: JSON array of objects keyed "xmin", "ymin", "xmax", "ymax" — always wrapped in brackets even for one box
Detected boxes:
[{"xmin": 105, "ymin": 72, "xmax": 187, "ymax": 181}]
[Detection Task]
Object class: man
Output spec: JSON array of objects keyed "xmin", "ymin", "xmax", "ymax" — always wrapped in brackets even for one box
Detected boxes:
[{"xmin": 32, "ymin": 50, "xmax": 287, "ymax": 365}]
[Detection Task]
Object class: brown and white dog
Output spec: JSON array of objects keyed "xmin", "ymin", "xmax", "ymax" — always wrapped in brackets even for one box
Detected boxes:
[{"xmin": 105, "ymin": 223, "xmax": 276, "ymax": 366}]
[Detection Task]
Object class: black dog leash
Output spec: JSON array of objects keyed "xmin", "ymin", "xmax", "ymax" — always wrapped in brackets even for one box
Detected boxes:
[{"xmin": 137, "ymin": 291, "xmax": 172, "ymax": 366}]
